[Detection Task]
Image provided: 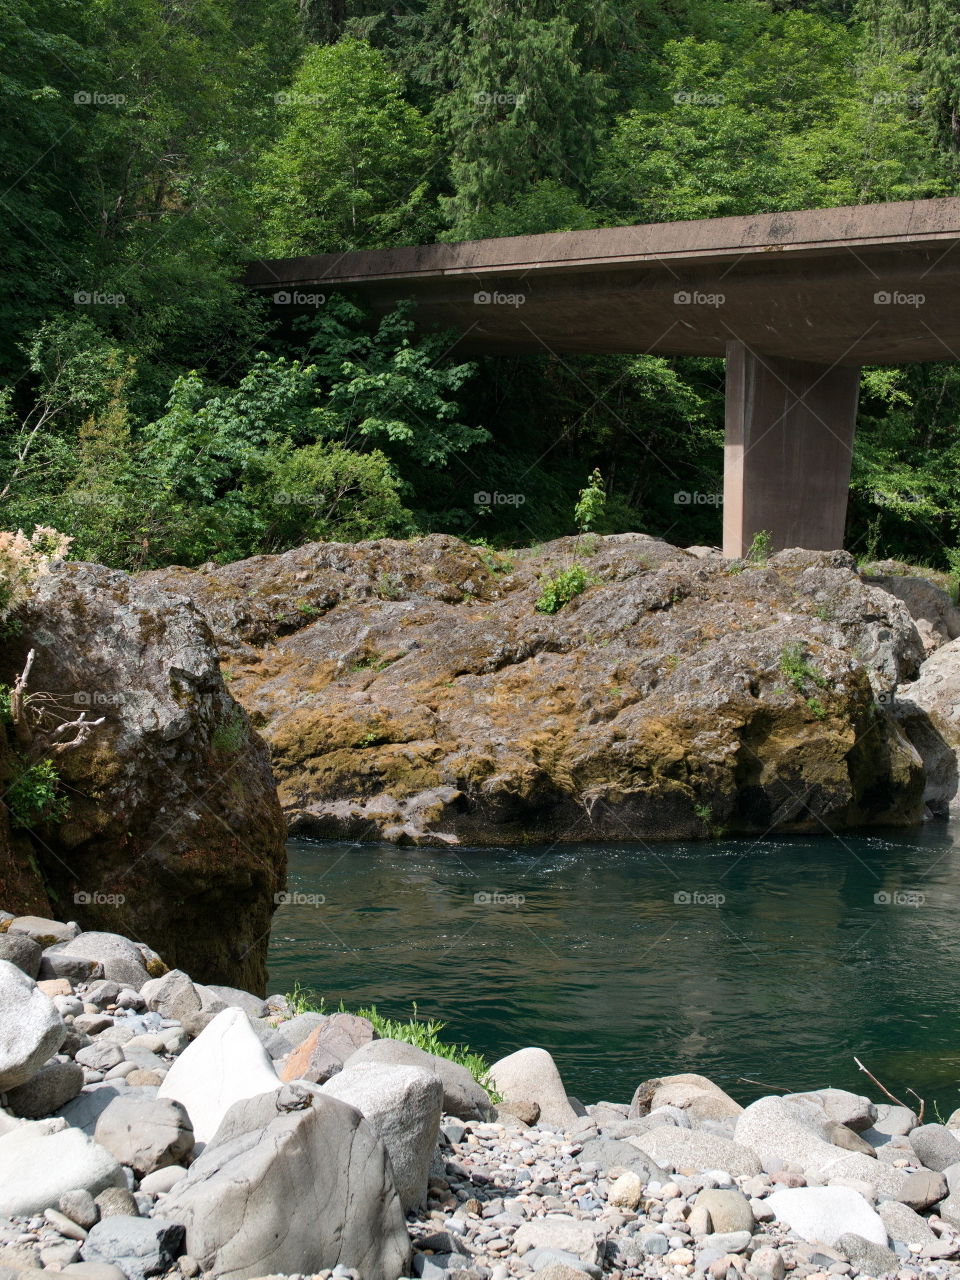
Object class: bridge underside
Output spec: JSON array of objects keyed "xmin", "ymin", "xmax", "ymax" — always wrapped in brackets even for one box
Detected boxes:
[{"xmin": 247, "ymin": 198, "xmax": 960, "ymax": 556}]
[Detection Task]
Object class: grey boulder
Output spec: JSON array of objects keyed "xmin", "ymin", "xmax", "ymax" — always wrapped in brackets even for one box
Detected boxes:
[
  {"xmin": 82, "ymin": 1216, "xmax": 184, "ymax": 1280},
  {"xmin": 57, "ymin": 935, "xmax": 150, "ymax": 990},
  {"xmin": 0, "ymin": 960, "xmax": 66, "ymax": 1090},
  {"xmin": 139, "ymin": 970, "xmax": 226, "ymax": 1038},
  {"xmin": 322, "ymin": 1062, "xmax": 443, "ymax": 1210},
  {"xmin": 488, "ymin": 1047, "xmax": 579, "ymax": 1130},
  {"xmin": 94, "ymin": 1096, "xmax": 194, "ymax": 1175},
  {"xmin": 7, "ymin": 1059, "xmax": 83, "ymax": 1117},
  {"xmin": 632, "ymin": 1126, "xmax": 761, "ymax": 1177},
  {"xmin": 908, "ymin": 1123, "xmax": 960, "ymax": 1172},
  {"xmin": 836, "ymin": 1232, "xmax": 900, "ymax": 1276},
  {"xmin": 0, "ymin": 932, "xmax": 41, "ymax": 978},
  {"xmin": 577, "ymin": 1137, "xmax": 664, "ymax": 1181},
  {"xmin": 200, "ymin": 985, "xmax": 267, "ymax": 1019},
  {"xmin": 7, "ymin": 916, "xmax": 78, "ymax": 946},
  {"xmin": 160, "ymin": 1084, "xmax": 410, "ymax": 1280},
  {"xmin": 343, "ymin": 1038, "xmax": 494, "ymax": 1121}
]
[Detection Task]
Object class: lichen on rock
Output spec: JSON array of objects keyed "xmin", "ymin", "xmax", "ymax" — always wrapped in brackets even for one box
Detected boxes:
[{"xmin": 149, "ymin": 534, "xmax": 929, "ymax": 845}]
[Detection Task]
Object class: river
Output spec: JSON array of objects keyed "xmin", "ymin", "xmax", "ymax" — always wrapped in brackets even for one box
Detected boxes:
[{"xmin": 268, "ymin": 823, "xmax": 960, "ymax": 1114}]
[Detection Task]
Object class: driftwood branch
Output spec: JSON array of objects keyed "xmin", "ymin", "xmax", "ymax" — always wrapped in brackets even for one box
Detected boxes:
[
  {"xmin": 9, "ymin": 649, "xmax": 105, "ymax": 757},
  {"xmin": 737, "ymin": 1077, "xmax": 795, "ymax": 1094},
  {"xmin": 854, "ymin": 1056, "xmax": 924, "ymax": 1124}
]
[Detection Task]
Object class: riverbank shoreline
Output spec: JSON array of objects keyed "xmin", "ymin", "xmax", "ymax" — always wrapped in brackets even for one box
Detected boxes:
[{"xmin": 3, "ymin": 913, "xmax": 960, "ymax": 1280}]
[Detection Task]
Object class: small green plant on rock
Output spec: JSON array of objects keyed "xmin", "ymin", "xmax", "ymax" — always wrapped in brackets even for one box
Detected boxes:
[
  {"xmin": 211, "ymin": 706, "xmax": 247, "ymax": 756},
  {"xmin": 536, "ymin": 564, "xmax": 589, "ymax": 614},
  {"xmin": 746, "ymin": 529, "xmax": 773, "ymax": 564},
  {"xmin": 780, "ymin": 642, "xmax": 827, "ymax": 693},
  {"xmin": 7, "ymin": 758, "xmax": 68, "ymax": 828},
  {"xmin": 574, "ymin": 468, "xmax": 607, "ymax": 539},
  {"xmin": 779, "ymin": 642, "xmax": 831, "ymax": 718}
]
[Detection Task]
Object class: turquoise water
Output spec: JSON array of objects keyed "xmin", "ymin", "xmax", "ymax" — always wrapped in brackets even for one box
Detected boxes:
[{"xmin": 268, "ymin": 825, "xmax": 960, "ymax": 1113}]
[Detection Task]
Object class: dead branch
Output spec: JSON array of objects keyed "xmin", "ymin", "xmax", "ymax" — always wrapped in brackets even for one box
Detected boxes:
[
  {"xmin": 8, "ymin": 649, "xmax": 104, "ymax": 757},
  {"xmin": 854, "ymin": 1056, "xmax": 924, "ymax": 1124}
]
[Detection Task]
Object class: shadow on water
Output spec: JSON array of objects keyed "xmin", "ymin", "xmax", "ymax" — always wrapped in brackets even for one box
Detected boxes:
[{"xmin": 268, "ymin": 821, "xmax": 960, "ymax": 1114}]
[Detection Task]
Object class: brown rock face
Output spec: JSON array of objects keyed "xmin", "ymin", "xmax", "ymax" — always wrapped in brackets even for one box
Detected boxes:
[
  {"xmin": 279, "ymin": 1013, "xmax": 378, "ymax": 1084},
  {"xmin": 1, "ymin": 563, "xmax": 286, "ymax": 992},
  {"xmin": 147, "ymin": 534, "xmax": 927, "ymax": 845}
]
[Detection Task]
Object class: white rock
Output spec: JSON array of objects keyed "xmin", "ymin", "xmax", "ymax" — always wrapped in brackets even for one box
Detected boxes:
[
  {"xmin": 158, "ymin": 1008, "xmax": 281, "ymax": 1143},
  {"xmin": 608, "ymin": 1171, "xmax": 644, "ymax": 1209},
  {"xmin": 321, "ymin": 1062, "xmax": 442, "ymax": 1210},
  {"xmin": 0, "ymin": 959, "xmax": 65, "ymax": 1090},
  {"xmin": 514, "ymin": 1214, "xmax": 602, "ymax": 1265},
  {"xmin": 488, "ymin": 1048, "xmax": 579, "ymax": 1129},
  {"xmin": 0, "ymin": 1121, "xmax": 124, "ymax": 1215},
  {"xmin": 766, "ymin": 1186, "xmax": 887, "ymax": 1247}
]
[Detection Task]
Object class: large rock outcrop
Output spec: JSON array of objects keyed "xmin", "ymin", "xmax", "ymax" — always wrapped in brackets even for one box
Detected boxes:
[
  {"xmin": 895, "ymin": 635, "xmax": 960, "ymax": 815},
  {"xmin": 1, "ymin": 562, "xmax": 286, "ymax": 991},
  {"xmin": 147, "ymin": 534, "xmax": 927, "ymax": 844}
]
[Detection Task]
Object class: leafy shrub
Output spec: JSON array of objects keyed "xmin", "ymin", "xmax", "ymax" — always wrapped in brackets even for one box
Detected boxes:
[
  {"xmin": 536, "ymin": 564, "xmax": 589, "ymax": 613},
  {"xmin": 6, "ymin": 758, "xmax": 67, "ymax": 829}
]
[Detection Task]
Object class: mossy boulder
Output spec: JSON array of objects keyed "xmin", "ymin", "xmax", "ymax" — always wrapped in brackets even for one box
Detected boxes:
[
  {"xmin": 2, "ymin": 563, "xmax": 286, "ymax": 992},
  {"xmin": 148, "ymin": 535, "xmax": 927, "ymax": 845}
]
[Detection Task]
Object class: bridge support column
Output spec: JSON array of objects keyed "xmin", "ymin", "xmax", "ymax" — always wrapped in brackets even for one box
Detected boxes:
[{"xmin": 722, "ymin": 340, "xmax": 860, "ymax": 558}]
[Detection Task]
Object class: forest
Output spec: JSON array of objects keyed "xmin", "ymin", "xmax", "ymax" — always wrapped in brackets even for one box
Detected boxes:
[{"xmin": 2, "ymin": 0, "xmax": 960, "ymax": 570}]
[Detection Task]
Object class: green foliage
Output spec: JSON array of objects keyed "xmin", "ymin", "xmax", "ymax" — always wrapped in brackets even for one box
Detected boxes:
[
  {"xmin": 536, "ymin": 563, "xmax": 589, "ymax": 613},
  {"xmin": 574, "ymin": 469, "xmax": 607, "ymax": 534},
  {"xmin": 258, "ymin": 39, "xmax": 440, "ymax": 254},
  {"xmin": 6, "ymin": 758, "xmax": 68, "ymax": 829},
  {"xmin": 595, "ymin": 9, "xmax": 944, "ymax": 224},
  {"xmin": 747, "ymin": 530, "xmax": 773, "ymax": 564},
  {"xmin": 780, "ymin": 643, "xmax": 829, "ymax": 694},
  {"xmin": 1, "ymin": 0, "xmax": 960, "ymax": 574},
  {"xmin": 211, "ymin": 707, "xmax": 247, "ymax": 757}
]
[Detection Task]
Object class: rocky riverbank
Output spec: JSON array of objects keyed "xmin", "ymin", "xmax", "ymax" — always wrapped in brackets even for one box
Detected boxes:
[
  {"xmin": 4, "ymin": 913, "xmax": 960, "ymax": 1280},
  {"xmin": 146, "ymin": 535, "xmax": 960, "ymax": 845}
]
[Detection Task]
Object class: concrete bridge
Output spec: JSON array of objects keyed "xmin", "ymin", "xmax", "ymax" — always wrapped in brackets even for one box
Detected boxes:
[{"xmin": 246, "ymin": 197, "xmax": 960, "ymax": 557}]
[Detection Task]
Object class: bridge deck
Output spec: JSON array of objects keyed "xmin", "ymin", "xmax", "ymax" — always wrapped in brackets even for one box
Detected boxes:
[
  {"xmin": 246, "ymin": 198, "xmax": 960, "ymax": 364},
  {"xmin": 245, "ymin": 199, "xmax": 960, "ymax": 555}
]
